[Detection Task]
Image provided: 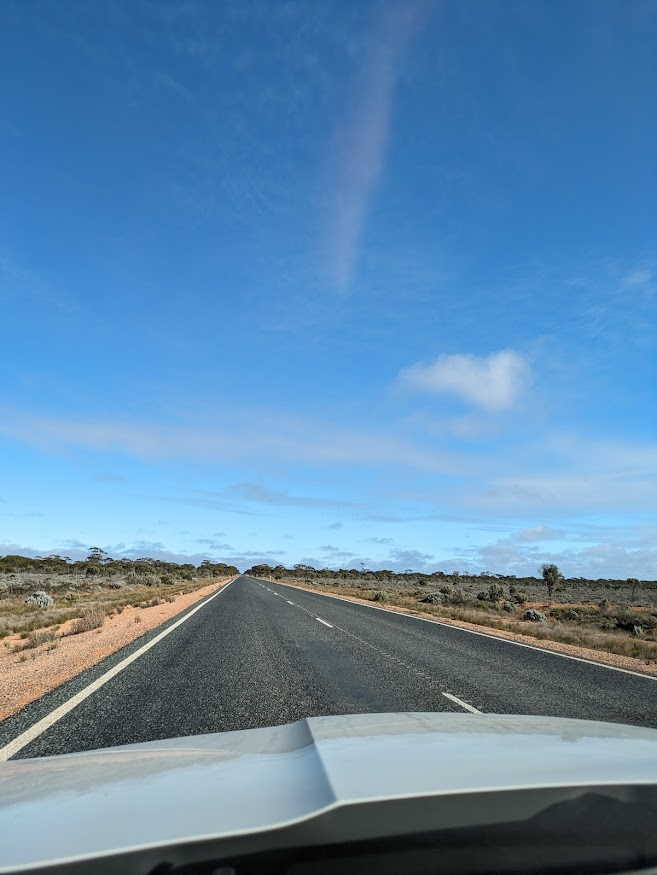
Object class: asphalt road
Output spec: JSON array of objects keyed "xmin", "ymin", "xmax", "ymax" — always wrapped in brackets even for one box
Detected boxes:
[{"xmin": 2, "ymin": 575, "xmax": 657, "ymax": 758}]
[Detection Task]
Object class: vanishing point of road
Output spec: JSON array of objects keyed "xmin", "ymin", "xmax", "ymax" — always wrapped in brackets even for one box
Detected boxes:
[{"xmin": 1, "ymin": 575, "xmax": 656, "ymax": 759}]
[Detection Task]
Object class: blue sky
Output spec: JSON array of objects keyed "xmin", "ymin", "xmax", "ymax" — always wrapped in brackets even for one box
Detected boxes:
[{"xmin": 1, "ymin": 0, "xmax": 656, "ymax": 577}]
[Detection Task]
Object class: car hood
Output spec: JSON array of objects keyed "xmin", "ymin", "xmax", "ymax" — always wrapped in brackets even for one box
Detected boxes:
[{"xmin": 2, "ymin": 712, "xmax": 657, "ymax": 872}]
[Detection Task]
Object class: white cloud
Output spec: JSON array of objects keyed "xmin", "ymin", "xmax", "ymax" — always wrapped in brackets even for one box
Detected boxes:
[
  {"xmin": 397, "ymin": 350, "xmax": 531, "ymax": 412},
  {"xmin": 513, "ymin": 524, "xmax": 565, "ymax": 543}
]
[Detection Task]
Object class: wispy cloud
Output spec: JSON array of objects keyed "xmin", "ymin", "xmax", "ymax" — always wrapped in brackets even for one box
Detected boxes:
[
  {"xmin": 320, "ymin": 544, "xmax": 358, "ymax": 560},
  {"xmin": 396, "ymin": 350, "xmax": 531, "ymax": 412},
  {"xmin": 324, "ymin": 2, "xmax": 425, "ymax": 292},
  {"xmin": 0, "ymin": 407, "xmax": 457, "ymax": 473},
  {"xmin": 403, "ymin": 411, "xmax": 502, "ymax": 442},
  {"xmin": 193, "ymin": 538, "xmax": 235, "ymax": 551},
  {"xmin": 223, "ymin": 483, "xmax": 350, "ymax": 508},
  {"xmin": 513, "ymin": 524, "xmax": 565, "ymax": 543},
  {"xmin": 154, "ymin": 495, "xmax": 262, "ymax": 516},
  {"xmin": 622, "ymin": 267, "xmax": 653, "ymax": 288},
  {"xmin": 152, "ymin": 483, "xmax": 354, "ymax": 517}
]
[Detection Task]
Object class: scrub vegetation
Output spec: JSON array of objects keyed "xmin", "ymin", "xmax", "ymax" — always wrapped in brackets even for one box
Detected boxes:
[{"xmin": 0, "ymin": 551, "xmax": 238, "ymax": 652}]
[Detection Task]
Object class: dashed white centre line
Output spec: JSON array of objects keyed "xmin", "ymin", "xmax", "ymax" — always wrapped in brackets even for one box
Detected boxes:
[
  {"xmin": 442, "ymin": 692, "xmax": 481, "ymax": 714},
  {"xmin": 252, "ymin": 579, "xmax": 481, "ymax": 713}
]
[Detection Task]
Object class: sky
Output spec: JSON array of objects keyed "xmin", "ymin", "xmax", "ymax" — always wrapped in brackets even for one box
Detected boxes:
[{"xmin": 1, "ymin": 0, "xmax": 656, "ymax": 578}]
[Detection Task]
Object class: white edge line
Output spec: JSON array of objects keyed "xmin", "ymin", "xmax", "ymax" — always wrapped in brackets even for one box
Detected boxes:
[
  {"xmin": 286, "ymin": 600, "xmax": 294, "ymax": 605},
  {"xmin": 442, "ymin": 692, "xmax": 481, "ymax": 714},
  {"xmin": 316, "ymin": 617, "xmax": 333, "ymax": 628},
  {"xmin": 0, "ymin": 578, "xmax": 237, "ymax": 762},
  {"xmin": 257, "ymin": 579, "xmax": 657, "ymax": 683}
]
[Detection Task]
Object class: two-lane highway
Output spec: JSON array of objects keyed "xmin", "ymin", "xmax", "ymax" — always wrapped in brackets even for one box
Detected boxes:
[{"xmin": 2, "ymin": 575, "xmax": 656, "ymax": 759}]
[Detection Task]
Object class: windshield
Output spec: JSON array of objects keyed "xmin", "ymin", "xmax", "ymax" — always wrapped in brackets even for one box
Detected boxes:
[{"xmin": 1, "ymin": 0, "xmax": 656, "ymax": 766}]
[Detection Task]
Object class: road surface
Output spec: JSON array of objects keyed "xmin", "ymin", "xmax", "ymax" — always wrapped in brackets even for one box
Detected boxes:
[{"xmin": 1, "ymin": 575, "xmax": 656, "ymax": 758}]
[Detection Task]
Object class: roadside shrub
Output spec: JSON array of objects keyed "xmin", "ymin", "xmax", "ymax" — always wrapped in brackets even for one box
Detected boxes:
[
  {"xmin": 69, "ymin": 607, "xmax": 105, "ymax": 635},
  {"xmin": 477, "ymin": 584, "xmax": 504, "ymax": 603},
  {"xmin": 501, "ymin": 601, "xmax": 515, "ymax": 613},
  {"xmin": 160, "ymin": 575, "xmax": 174, "ymax": 585},
  {"xmin": 372, "ymin": 590, "xmax": 388, "ymax": 603},
  {"xmin": 24, "ymin": 630, "xmax": 58, "ymax": 649},
  {"xmin": 449, "ymin": 588, "xmax": 467, "ymax": 605},
  {"xmin": 523, "ymin": 609, "xmax": 546, "ymax": 622},
  {"xmin": 422, "ymin": 592, "xmax": 444, "ymax": 604},
  {"xmin": 598, "ymin": 598, "xmax": 610, "ymax": 614},
  {"xmin": 135, "ymin": 563, "xmax": 155, "ymax": 575},
  {"xmin": 513, "ymin": 591, "xmax": 528, "ymax": 605},
  {"xmin": 550, "ymin": 607, "xmax": 581, "ymax": 622},
  {"xmin": 615, "ymin": 613, "xmax": 657, "ymax": 633},
  {"xmin": 25, "ymin": 591, "xmax": 54, "ymax": 608},
  {"xmin": 439, "ymin": 586, "xmax": 452, "ymax": 596}
]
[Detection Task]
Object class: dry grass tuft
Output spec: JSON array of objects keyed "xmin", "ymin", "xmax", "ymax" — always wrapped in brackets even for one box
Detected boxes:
[{"xmin": 69, "ymin": 607, "xmax": 105, "ymax": 635}]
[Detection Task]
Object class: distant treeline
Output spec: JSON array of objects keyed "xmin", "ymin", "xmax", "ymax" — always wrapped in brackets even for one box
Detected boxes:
[
  {"xmin": 245, "ymin": 563, "xmax": 655, "ymax": 588},
  {"xmin": 1, "ymin": 549, "xmax": 239, "ymax": 580}
]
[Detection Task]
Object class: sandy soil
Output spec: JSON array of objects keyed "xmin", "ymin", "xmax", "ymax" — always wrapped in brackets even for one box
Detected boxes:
[
  {"xmin": 280, "ymin": 581, "xmax": 657, "ymax": 677},
  {"xmin": 0, "ymin": 578, "xmax": 233, "ymax": 721}
]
